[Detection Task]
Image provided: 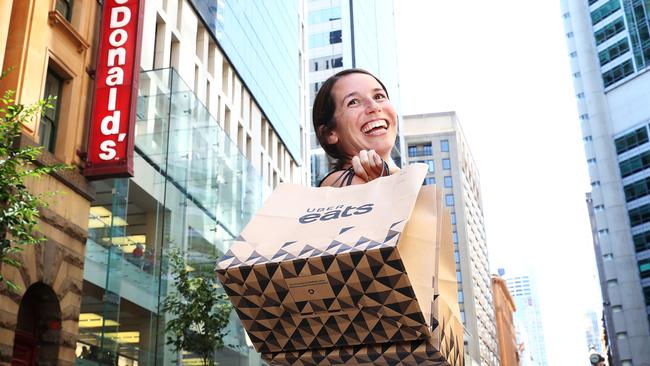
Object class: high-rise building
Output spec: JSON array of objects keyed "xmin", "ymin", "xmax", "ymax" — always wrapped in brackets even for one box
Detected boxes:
[
  {"xmin": 1, "ymin": 0, "xmax": 310, "ymax": 365},
  {"xmin": 403, "ymin": 112, "xmax": 499, "ymax": 366},
  {"xmin": 306, "ymin": 0, "xmax": 404, "ymax": 185},
  {"xmin": 505, "ymin": 275, "xmax": 548, "ymax": 366},
  {"xmin": 561, "ymin": 0, "xmax": 650, "ymax": 364},
  {"xmin": 491, "ymin": 275, "xmax": 519, "ymax": 366}
]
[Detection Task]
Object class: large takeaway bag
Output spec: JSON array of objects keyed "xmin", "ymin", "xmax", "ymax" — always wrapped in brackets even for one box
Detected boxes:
[{"xmin": 216, "ymin": 163, "xmax": 464, "ymax": 366}]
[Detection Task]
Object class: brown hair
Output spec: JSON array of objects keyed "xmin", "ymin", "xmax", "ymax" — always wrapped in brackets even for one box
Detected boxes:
[{"xmin": 312, "ymin": 68, "xmax": 389, "ymax": 169}]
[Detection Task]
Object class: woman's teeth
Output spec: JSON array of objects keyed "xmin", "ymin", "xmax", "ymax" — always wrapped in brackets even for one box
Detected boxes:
[{"xmin": 361, "ymin": 120, "xmax": 388, "ymax": 134}]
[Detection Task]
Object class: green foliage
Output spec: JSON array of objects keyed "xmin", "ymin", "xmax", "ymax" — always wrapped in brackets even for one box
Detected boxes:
[
  {"xmin": 162, "ymin": 249, "xmax": 232, "ymax": 366},
  {"xmin": 0, "ymin": 82, "xmax": 69, "ymax": 292}
]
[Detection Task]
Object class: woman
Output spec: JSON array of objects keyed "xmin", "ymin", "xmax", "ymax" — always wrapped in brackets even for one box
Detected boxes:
[{"xmin": 313, "ymin": 68, "xmax": 399, "ymax": 187}]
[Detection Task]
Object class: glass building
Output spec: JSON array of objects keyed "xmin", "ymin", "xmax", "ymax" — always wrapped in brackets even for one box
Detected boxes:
[
  {"xmin": 77, "ymin": 68, "xmax": 266, "ymax": 365},
  {"xmin": 307, "ymin": 0, "xmax": 404, "ymax": 185},
  {"xmin": 74, "ymin": 0, "xmax": 309, "ymax": 365}
]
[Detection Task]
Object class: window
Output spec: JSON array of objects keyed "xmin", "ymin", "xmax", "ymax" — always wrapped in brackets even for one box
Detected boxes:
[
  {"xmin": 423, "ymin": 177, "xmax": 435, "ymax": 186},
  {"xmin": 591, "ymin": 180, "xmax": 601, "ymax": 187},
  {"xmin": 452, "ymin": 231, "xmax": 458, "ymax": 243},
  {"xmin": 577, "ymin": 92, "xmax": 585, "ymax": 98},
  {"xmin": 615, "ymin": 127, "xmax": 649, "ymax": 154},
  {"xmin": 456, "ymin": 271, "xmax": 462, "ymax": 283},
  {"xmin": 309, "ymin": 55, "xmax": 343, "ymax": 72},
  {"xmin": 633, "ymin": 230, "xmax": 650, "ymax": 253},
  {"xmin": 583, "ymin": 136, "xmax": 593, "ymax": 142},
  {"xmin": 55, "ymin": 0, "xmax": 73, "ymax": 21},
  {"xmin": 408, "ymin": 145, "xmax": 417, "ymax": 157},
  {"xmin": 580, "ymin": 114, "xmax": 590, "ymax": 120},
  {"xmin": 573, "ymin": 71, "xmax": 582, "ymax": 78},
  {"xmin": 628, "ymin": 203, "xmax": 650, "ymax": 227},
  {"xmin": 595, "ymin": 17, "xmax": 626, "ymax": 46},
  {"xmin": 443, "ymin": 158, "xmax": 451, "ymax": 170},
  {"xmin": 639, "ymin": 258, "xmax": 650, "ymax": 279},
  {"xmin": 457, "ymin": 291, "xmax": 464, "ymax": 303},
  {"xmin": 454, "ymin": 251, "xmax": 460, "ymax": 263},
  {"xmin": 563, "ymin": 12, "xmax": 571, "ymax": 18},
  {"xmin": 444, "ymin": 176, "xmax": 453, "ymax": 188},
  {"xmin": 309, "ymin": 30, "xmax": 342, "ymax": 48},
  {"xmin": 588, "ymin": 158, "xmax": 597, "ymax": 164},
  {"xmin": 599, "ymin": 38, "xmax": 630, "ymax": 66},
  {"xmin": 445, "ymin": 194, "xmax": 455, "ymax": 206},
  {"xmin": 594, "ymin": 204, "xmax": 605, "ymax": 211},
  {"xmin": 426, "ymin": 159, "xmax": 434, "ymax": 173},
  {"xmin": 451, "ymin": 213, "xmax": 456, "ymax": 224},
  {"xmin": 624, "ymin": 176, "xmax": 650, "ymax": 202},
  {"xmin": 566, "ymin": 32, "xmax": 574, "ymax": 38},
  {"xmin": 308, "ymin": 7, "xmax": 341, "ymax": 24},
  {"xmin": 619, "ymin": 150, "xmax": 650, "ymax": 177},
  {"xmin": 423, "ymin": 143, "xmax": 432, "ymax": 156},
  {"xmin": 570, "ymin": 51, "xmax": 578, "ymax": 58},
  {"xmin": 591, "ymin": 0, "xmax": 621, "ymax": 26},
  {"xmin": 602, "ymin": 59, "xmax": 634, "ymax": 87},
  {"xmin": 441, "ymin": 139, "xmax": 449, "ymax": 152},
  {"xmin": 40, "ymin": 69, "xmax": 64, "ymax": 152}
]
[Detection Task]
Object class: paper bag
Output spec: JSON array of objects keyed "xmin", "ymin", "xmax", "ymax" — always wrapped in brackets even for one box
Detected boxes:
[{"xmin": 216, "ymin": 164, "xmax": 463, "ymax": 366}]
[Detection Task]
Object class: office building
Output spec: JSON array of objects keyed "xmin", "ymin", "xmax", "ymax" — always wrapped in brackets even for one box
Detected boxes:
[
  {"xmin": 307, "ymin": 0, "xmax": 404, "ymax": 185},
  {"xmin": 505, "ymin": 275, "xmax": 548, "ymax": 366},
  {"xmin": 1, "ymin": 0, "xmax": 310, "ymax": 365},
  {"xmin": 561, "ymin": 0, "xmax": 650, "ymax": 364},
  {"xmin": 403, "ymin": 112, "xmax": 499, "ymax": 366},
  {"xmin": 492, "ymin": 275, "xmax": 519, "ymax": 366},
  {"xmin": 0, "ymin": 1, "xmax": 97, "ymax": 364}
]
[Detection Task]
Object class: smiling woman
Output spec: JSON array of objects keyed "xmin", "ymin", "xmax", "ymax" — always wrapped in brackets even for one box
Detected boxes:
[{"xmin": 313, "ymin": 68, "xmax": 399, "ymax": 187}]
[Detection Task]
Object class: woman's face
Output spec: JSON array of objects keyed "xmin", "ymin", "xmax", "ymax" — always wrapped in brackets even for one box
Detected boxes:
[{"xmin": 327, "ymin": 73, "xmax": 398, "ymax": 161}]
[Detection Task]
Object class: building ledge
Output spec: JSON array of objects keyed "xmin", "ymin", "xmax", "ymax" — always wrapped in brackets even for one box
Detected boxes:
[{"xmin": 47, "ymin": 11, "xmax": 90, "ymax": 53}]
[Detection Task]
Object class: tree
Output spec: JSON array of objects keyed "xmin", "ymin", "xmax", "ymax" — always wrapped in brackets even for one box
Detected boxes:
[
  {"xmin": 0, "ymin": 71, "xmax": 69, "ymax": 292},
  {"xmin": 162, "ymin": 248, "xmax": 232, "ymax": 366}
]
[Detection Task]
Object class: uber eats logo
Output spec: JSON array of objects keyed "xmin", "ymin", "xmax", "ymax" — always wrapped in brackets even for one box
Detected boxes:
[{"xmin": 298, "ymin": 204, "xmax": 374, "ymax": 224}]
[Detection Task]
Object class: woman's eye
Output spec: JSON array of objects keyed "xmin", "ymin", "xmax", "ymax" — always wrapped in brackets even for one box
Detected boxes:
[
  {"xmin": 374, "ymin": 93, "xmax": 386, "ymax": 100},
  {"xmin": 347, "ymin": 99, "xmax": 359, "ymax": 106}
]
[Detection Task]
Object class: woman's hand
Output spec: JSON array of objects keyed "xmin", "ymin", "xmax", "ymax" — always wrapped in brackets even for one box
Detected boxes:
[{"xmin": 351, "ymin": 149, "xmax": 386, "ymax": 182}]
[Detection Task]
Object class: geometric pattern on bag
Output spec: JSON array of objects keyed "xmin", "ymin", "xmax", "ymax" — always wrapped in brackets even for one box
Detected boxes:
[
  {"xmin": 260, "ymin": 338, "xmax": 458, "ymax": 366},
  {"xmin": 215, "ymin": 221, "xmax": 434, "ymax": 353}
]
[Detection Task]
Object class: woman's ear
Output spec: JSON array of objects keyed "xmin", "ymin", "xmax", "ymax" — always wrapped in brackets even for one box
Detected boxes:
[{"xmin": 319, "ymin": 125, "xmax": 339, "ymax": 145}]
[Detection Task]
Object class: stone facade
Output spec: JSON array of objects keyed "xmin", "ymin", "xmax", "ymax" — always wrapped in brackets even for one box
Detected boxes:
[{"xmin": 0, "ymin": 0, "xmax": 96, "ymax": 364}]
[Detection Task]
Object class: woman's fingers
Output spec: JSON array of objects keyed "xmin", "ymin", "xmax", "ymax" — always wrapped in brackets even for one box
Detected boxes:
[
  {"xmin": 352, "ymin": 150, "xmax": 385, "ymax": 181},
  {"xmin": 351, "ymin": 156, "xmax": 370, "ymax": 181}
]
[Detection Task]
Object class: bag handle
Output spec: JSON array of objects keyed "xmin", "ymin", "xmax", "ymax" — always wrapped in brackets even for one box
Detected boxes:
[{"xmin": 332, "ymin": 159, "xmax": 390, "ymax": 187}]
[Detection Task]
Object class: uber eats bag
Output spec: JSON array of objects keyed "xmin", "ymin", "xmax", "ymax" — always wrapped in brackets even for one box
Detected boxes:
[{"xmin": 216, "ymin": 164, "xmax": 464, "ymax": 366}]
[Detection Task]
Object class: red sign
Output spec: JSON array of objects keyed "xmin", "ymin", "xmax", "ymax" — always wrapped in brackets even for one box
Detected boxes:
[{"xmin": 84, "ymin": 0, "xmax": 144, "ymax": 179}]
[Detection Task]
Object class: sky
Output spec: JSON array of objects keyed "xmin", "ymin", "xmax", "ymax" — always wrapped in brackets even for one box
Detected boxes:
[{"xmin": 394, "ymin": 1, "xmax": 602, "ymax": 365}]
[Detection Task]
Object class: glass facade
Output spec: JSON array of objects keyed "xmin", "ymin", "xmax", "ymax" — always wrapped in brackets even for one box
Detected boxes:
[
  {"xmin": 188, "ymin": 0, "xmax": 302, "ymax": 163},
  {"xmin": 615, "ymin": 123, "xmax": 650, "ymax": 324},
  {"xmin": 76, "ymin": 69, "xmax": 267, "ymax": 366}
]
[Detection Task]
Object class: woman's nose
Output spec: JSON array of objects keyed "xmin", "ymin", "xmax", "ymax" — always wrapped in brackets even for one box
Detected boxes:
[{"xmin": 365, "ymin": 98, "xmax": 381, "ymax": 113}]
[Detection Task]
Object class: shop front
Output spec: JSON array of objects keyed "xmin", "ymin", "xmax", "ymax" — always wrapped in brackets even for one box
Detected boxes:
[{"xmin": 75, "ymin": 68, "xmax": 268, "ymax": 365}]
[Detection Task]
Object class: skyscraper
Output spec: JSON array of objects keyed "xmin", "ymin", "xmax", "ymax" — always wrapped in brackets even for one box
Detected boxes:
[
  {"xmin": 403, "ymin": 112, "xmax": 499, "ymax": 366},
  {"xmin": 561, "ymin": 0, "xmax": 650, "ymax": 364},
  {"xmin": 306, "ymin": 0, "xmax": 404, "ymax": 185},
  {"xmin": 505, "ymin": 275, "xmax": 548, "ymax": 366}
]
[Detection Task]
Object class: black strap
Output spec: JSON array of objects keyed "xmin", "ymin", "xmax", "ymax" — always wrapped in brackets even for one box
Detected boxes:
[{"xmin": 323, "ymin": 160, "xmax": 390, "ymax": 187}]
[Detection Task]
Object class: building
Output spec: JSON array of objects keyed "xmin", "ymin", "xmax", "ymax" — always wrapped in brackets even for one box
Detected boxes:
[
  {"xmin": 0, "ymin": 1, "xmax": 98, "ymax": 365},
  {"xmin": 403, "ymin": 112, "xmax": 500, "ymax": 366},
  {"xmin": 306, "ymin": 0, "xmax": 404, "ymax": 185},
  {"xmin": 505, "ymin": 275, "xmax": 548, "ymax": 366},
  {"xmin": 1, "ymin": 0, "xmax": 310, "ymax": 365},
  {"xmin": 492, "ymin": 275, "xmax": 519, "ymax": 366},
  {"xmin": 561, "ymin": 0, "xmax": 650, "ymax": 364}
]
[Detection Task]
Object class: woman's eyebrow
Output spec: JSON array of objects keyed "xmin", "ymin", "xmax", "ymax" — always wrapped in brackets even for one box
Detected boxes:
[{"xmin": 342, "ymin": 91, "xmax": 359, "ymax": 104}]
